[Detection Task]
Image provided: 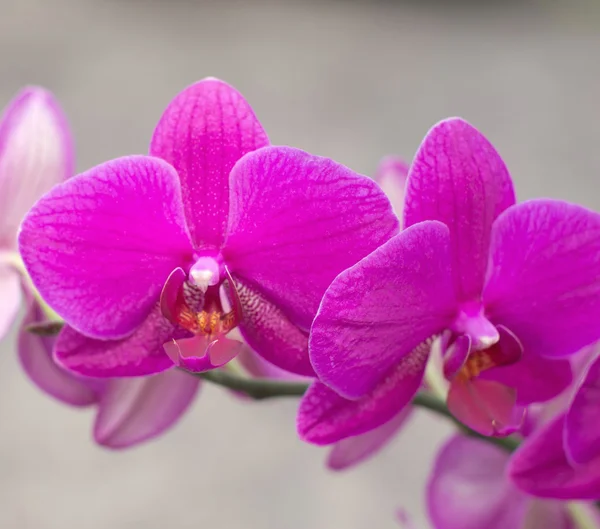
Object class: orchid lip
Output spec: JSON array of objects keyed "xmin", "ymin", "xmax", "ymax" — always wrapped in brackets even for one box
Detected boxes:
[
  {"xmin": 441, "ymin": 324, "xmax": 525, "ymax": 437},
  {"xmin": 160, "ymin": 259, "xmax": 242, "ymax": 352},
  {"xmin": 163, "ymin": 334, "xmax": 243, "ymax": 372}
]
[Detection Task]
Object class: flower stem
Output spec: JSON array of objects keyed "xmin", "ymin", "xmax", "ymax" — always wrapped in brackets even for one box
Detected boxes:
[
  {"xmin": 24, "ymin": 320, "xmax": 520, "ymax": 453},
  {"xmin": 196, "ymin": 369, "xmax": 310, "ymax": 399},
  {"xmin": 190, "ymin": 369, "xmax": 521, "ymax": 453}
]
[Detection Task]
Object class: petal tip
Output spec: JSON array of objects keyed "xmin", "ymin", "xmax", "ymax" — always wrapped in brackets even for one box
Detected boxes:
[
  {"xmin": 93, "ymin": 371, "xmax": 200, "ymax": 449},
  {"xmin": 1, "ymin": 85, "xmax": 74, "ymax": 178}
]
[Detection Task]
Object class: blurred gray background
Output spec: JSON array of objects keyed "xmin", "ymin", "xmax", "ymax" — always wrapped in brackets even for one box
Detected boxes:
[{"xmin": 1, "ymin": 0, "xmax": 600, "ymax": 527}]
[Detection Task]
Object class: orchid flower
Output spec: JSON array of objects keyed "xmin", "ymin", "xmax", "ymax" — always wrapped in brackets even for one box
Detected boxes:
[
  {"xmin": 18, "ymin": 78, "xmax": 398, "ymax": 377},
  {"xmin": 509, "ymin": 412, "xmax": 600, "ymax": 500},
  {"xmin": 564, "ymin": 348, "xmax": 600, "ymax": 466},
  {"xmin": 509, "ymin": 344, "xmax": 600, "ymax": 499},
  {"xmin": 430, "ymin": 345, "xmax": 600, "ymax": 528},
  {"xmin": 373, "ymin": 155, "xmax": 409, "ymax": 221},
  {"xmin": 0, "ymin": 87, "xmax": 200, "ymax": 448},
  {"xmin": 0, "ymin": 87, "xmax": 72, "ymax": 339},
  {"xmin": 428, "ymin": 434, "xmax": 592, "ymax": 529},
  {"xmin": 430, "ymin": 349, "xmax": 600, "ymax": 529},
  {"xmin": 298, "ymin": 117, "xmax": 600, "ymax": 445}
]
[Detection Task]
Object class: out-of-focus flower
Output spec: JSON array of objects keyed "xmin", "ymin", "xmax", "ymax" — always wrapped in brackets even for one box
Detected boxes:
[
  {"xmin": 395, "ymin": 509, "xmax": 417, "ymax": 529},
  {"xmin": 373, "ymin": 155, "xmax": 409, "ymax": 222},
  {"xmin": 509, "ymin": 413, "xmax": 600, "ymax": 500},
  {"xmin": 20, "ymin": 286, "xmax": 200, "ymax": 449},
  {"xmin": 19, "ymin": 78, "xmax": 398, "ymax": 377},
  {"xmin": 429, "ymin": 346, "xmax": 600, "ymax": 528},
  {"xmin": 564, "ymin": 351, "xmax": 600, "ymax": 465},
  {"xmin": 428, "ymin": 434, "xmax": 581, "ymax": 529},
  {"xmin": 299, "ymin": 118, "xmax": 600, "ymax": 445},
  {"xmin": 0, "ymin": 87, "xmax": 199, "ymax": 448},
  {"xmin": 0, "ymin": 87, "xmax": 72, "ymax": 340},
  {"xmin": 236, "ymin": 343, "xmax": 309, "ymax": 382},
  {"xmin": 509, "ymin": 344, "xmax": 600, "ymax": 499},
  {"xmin": 326, "ymin": 407, "xmax": 411, "ymax": 470}
]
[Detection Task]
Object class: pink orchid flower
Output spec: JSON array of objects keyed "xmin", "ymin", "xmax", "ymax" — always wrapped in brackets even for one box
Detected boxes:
[
  {"xmin": 509, "ymin": 412, "xmax": 600, "ymax": 500},
  {"xmin": 430, "ymin": 351, "xmax": 600, "ymax": 529},
  {"xmin": 299, "ymin": 118, "xmax": 600, "ymax": 445},
  {"xmin": 428, "ymin": 434, "xmax": 588, "ymax": 529},
  {"xmin": 0, "ymin": 87, "xmax": 72, "ymax": 339},
  {"xmin": 509, "ymin": 344, "xmax": 600, "ymax": 499},
  {"xmin": 373, "ymin": 155, "xmax": 409, "ymax": 221},
  {"xmin": 0, "ymin": 87, "xmax": 199, "ymax": 448},
  {"xmin": 18, "ymin": 78, "xmax": 398, "ymax": 378},
  {"xmin": 564, "ymin": 347, "xmax": 600, "ymax": 466}
]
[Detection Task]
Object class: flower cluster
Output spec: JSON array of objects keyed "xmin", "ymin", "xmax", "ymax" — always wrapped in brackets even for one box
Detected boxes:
[{"xmin": 3, "ymin": 78, "xmax": 600, "ymax": 527}]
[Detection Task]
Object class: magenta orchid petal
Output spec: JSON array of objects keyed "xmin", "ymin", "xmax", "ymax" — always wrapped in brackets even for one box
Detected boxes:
[
  {"xmin": 0, "ymin": 87, "xmax": 73, "ymax": 249},
  {"xmin": 0, "ymin": 266, "xmax": 21, "ymax": 340},
  {"xmin": 55, "ymin": 306, "xmax": 185, "ymax": 377},
  {"xmin": 228, "ymin": 343, "xmax": 307, "ymax": 403},
  {"xmin": 298, "ymin": 347, "xmax": 427, "ymax": 445},
  {"xmin": 94, "ymin": 368, "xmax": 200, "ymax": 449},
  {"xmin": 150, "ymin": 78, "xmax": 268, "ymax": 248},
  {"xmin": 310, "ymin": 221, "xmax": 457, "ymax": 399},
  {"xmin": 163, "ymin": 334, "xmax": 242, "ymax": 372},
  {"xmin": 235, "ymin": 276, "xmax": 314, "ymax": 376},
  {"xmin": 509, "ymin": 414, "xmax": 600, "ymax": 499},
  {"xmin": 19, "ymin": 155, "xmax": 194, "ymax": 339},
  {"xmin": 373, "ymin": 155, "xmax": 409, "ymax": 220},
  {"xmin": 565, "ymin": 354, "xmax": 600, "ymax": 464},
  {"xmin": 326, "ymin": 407, "xmax": 411, "ymax": 471},
  {"xmin": 159, "ymin": 267, "xmax": 187, "ymax": 323},
  {"xmin": 224, "ymin": 145, "xmax": 399, "ymax": 329},
  {"xmin": 236, "ymin": 344, "xmax": 310, "ymax": 381},
  {"xmin": 493, "ymin": 325, "xmax": 524, "ymax": 365},
  {"xmin": 484, "ymin": 199, "xmax": 600, "ymax": 358},
  {"xmin": 404, "ymin": 118, "xmax": 515, "ymax": 301},
  {"xmin": 481, "ymin": 352, "xmax": 573, "ymax": 405},
  {"xmin": 427, "ymin": 435, "xmax": 528, "ymax": 529},
  {"xmin": 447, "ymin": 378, "xmax": 525, "ymax": 436},
  {"xmin": 18, "ymin": 288, "xmax": 100, "ymax": 406}
]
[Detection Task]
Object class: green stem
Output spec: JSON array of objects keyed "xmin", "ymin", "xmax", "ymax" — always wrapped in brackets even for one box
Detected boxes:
[
  {"xmin": 23, "ymin": 320, "xmax": 523, "ymax": 454},
  {"xmin": 191, "ymin": 369, "xmax": 521, "ymax": 453},
  {"xmin": 196, "ymin": 369, "xmax": 310, "ymax": 399},
  {"xmin": 25, "ymin": 320, "xmax": 65, "ymax": 336}
]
